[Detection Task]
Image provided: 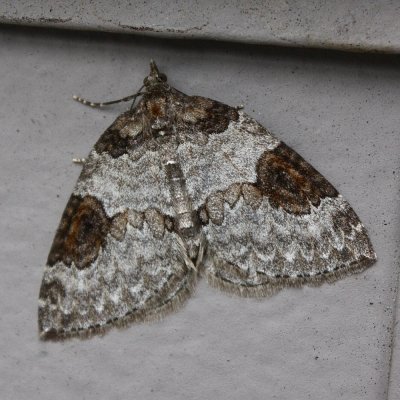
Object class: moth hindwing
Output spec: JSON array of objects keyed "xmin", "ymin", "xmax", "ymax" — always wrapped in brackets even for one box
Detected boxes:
[{"xmin": 38, "ymin": 61, "xmax": 376, "ymax": 340}]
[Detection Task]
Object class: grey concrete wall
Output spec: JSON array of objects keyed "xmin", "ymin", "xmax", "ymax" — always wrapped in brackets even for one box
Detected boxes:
[
  {"xmin": 0, "ymin": 0, "xmax": 400, "ymax": 53},
  {"xmin": 0, "ymin": 26, "xmax": 399, "ymax": 399}
]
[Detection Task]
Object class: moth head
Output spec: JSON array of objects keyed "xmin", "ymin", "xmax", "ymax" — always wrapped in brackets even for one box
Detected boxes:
[{"xmin": 143, "ymin": 60, "xmax": 168, "ymax": 88}]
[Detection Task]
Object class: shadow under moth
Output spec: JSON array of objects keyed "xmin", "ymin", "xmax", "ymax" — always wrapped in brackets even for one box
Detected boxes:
[{"xmin": 38, "ymin": 61, "xmax": 376, "ymax": 340}]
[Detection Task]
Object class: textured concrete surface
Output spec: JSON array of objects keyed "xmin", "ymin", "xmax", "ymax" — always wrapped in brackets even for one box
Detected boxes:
[
  {"xmin": 389, "ymin": 284, "xmax": 400, "ymax": 399},
  {"xmin": 1, "ymin": 1, "xmax": 400, "ymax": 53},
  {"xmin": 0, "ymin": 26, "xmax": 399, "ymax": 400}
]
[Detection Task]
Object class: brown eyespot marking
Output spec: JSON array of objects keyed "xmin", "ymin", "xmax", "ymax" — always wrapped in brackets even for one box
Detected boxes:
[
  {"xmin": 256, "ymin": 142, "xmax": 338, "ymax": 214},
  {"xmin": 47, "ymin": 195, "xmax": 112, "ymax": 269}
]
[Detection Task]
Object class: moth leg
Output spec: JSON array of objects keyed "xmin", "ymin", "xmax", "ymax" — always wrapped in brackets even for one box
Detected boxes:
[
  {"xmin": 176, "ymin": 235, "xmax": 197, "ymax": 272},
  {"xmin": 72, "ymin": 158, "xmax": 86, "ymax": 165},
  {"xmin": 175, "ymin": 232, "xmax": 207, "ymax": 272},
  {"xmin": 234, "ymin": 104, "xmax": 244, "ymax": 110},
  {"xmin": 195, "ymin": 231, "xmax": 207, "ymax": 268}
]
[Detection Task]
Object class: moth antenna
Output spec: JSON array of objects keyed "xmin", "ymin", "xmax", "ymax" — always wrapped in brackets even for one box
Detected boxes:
[{"xmin": 72, "ymin": 85, "xmax": 145, "ymax": 109}]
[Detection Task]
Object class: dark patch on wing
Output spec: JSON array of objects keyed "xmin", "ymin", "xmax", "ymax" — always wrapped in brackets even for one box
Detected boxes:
[
  {"xmin": 39, "ymin": 279, "xmax": 66, "ymax": 304},
  {"xmin": 47, "ymin": 195, "xmax": 112, "ymax": 269},
  {"xmin": 178, "ymin": 95, "xmax": 239, "ymax": 135},
  {"xmin": 94, "ymin": 111, "xmax": 145, "ymax": 158},
  {"xmin": 256, "ymin": 142, "xmax": 338, "ymax": 214}
]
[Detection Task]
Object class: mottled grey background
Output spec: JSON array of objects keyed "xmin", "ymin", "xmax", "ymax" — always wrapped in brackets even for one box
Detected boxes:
[{"xmin": 0, "ymin": 26, "xmax": 399, "ymax": 400}]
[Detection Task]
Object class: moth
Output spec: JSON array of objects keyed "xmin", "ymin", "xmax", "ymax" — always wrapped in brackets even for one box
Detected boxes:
[{"xmin": 38, "ymin": 61, "xmax": 376, "ymax": 340}]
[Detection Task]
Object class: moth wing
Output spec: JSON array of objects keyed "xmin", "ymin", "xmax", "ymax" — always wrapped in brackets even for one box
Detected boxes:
[
  {"xmin": 39, "ymin": 111, "xmax": 194, "ymax": 340},
  {"xmin": 177, "ymin": 108, "xmax": 376, "ymax": 296}
]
